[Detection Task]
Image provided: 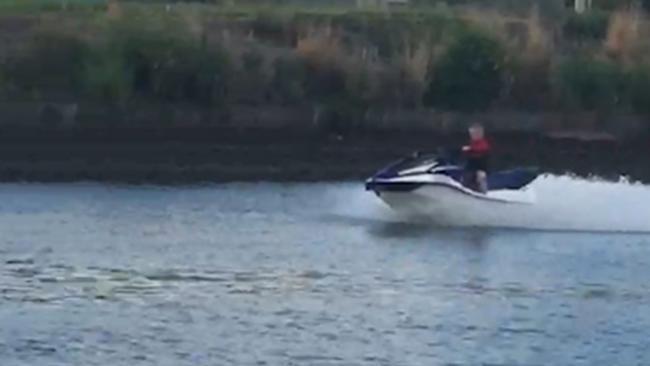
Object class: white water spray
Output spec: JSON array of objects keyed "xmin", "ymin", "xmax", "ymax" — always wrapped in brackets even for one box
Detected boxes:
[{"xmin": 334, "ymin": 176, "xmax": 650, "ymax": 233}]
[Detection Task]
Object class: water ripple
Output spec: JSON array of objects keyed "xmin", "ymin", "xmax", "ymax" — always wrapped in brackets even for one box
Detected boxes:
[{"xmin": 1, "ymin": 183, "xmax": 650, "ymax": 365}]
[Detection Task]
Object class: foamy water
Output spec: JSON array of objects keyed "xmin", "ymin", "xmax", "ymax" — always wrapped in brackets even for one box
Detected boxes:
[{"xmin": 337, "ymin": 175, "xmax": 650, "ymax": 233}]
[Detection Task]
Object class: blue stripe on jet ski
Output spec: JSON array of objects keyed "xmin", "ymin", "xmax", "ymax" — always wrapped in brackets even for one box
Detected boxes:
[
  {"xmin": 371, "ymin": 167, "xmax": 539, "ymax": 191},
  {"xmin": 367, "ymin": 181, "xmax": 532, "ymax": 204},
  {"xmin": 365, "ymin": 181, "xmax": 423, "ymax": 192}
]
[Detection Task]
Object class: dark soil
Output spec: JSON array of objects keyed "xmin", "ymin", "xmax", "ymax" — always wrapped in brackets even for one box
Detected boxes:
[{"xmin": 0, "ymin": 127, "xmax": 645, "ymax": 184}]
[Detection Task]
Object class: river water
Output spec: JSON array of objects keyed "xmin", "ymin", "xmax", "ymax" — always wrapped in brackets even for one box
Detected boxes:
[{"xmin": 1, "ymin": 179, "xmax": 650, "ymax": 366}]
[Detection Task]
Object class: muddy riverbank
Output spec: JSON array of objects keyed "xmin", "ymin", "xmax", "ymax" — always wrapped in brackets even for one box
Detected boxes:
[{"xmin": 0, "ymin": 127, "xmax": 645, "ymax": 183}]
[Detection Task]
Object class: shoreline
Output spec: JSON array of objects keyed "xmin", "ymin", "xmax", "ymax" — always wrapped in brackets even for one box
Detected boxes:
[{"xmin": 0, "ymin": 129, "xmax": 645, "ymax": 184}]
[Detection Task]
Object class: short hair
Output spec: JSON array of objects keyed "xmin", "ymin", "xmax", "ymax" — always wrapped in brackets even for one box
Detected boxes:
[{"xmin": 469, "ymin": 123, "xmax": 484, "ymax": 131}]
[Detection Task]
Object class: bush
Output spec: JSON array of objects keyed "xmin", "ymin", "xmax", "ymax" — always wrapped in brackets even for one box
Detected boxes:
[
  {"xmin": 83, "ymin": 48, "xmax": 132, "ymax": 105},
  {"xmin": 334, "ymin": 13, "xmax": 456, "ymax": 61},
  {"xmin": 242, "ymin": 49, "xmax": 264, "ymax": 74},
  {"xmin": 101, "ymin": 18, "xmax": 232, "ymax": 106},
  {"xmin": 250, "ymin": 11, "xmax": 292, "ymax": 45},
  {"xmin": 509, "ymin": 58, "xmax": 552, "ymax": 110},
  {"xmin": 5, "ymin": 31, "xmax": 88, "ymax": 98},
  {"xmin": 625, "ymin": 66, "xmax": 650, "ymax": 115},
  {"xmin": 233, "ymin": 49, "xmax": 269, "ymax": 105},
  {"xmin": 305, "ymin": 61, "xmax": 348, "ymax": 103},
  {"xmin": 0, "ymin": 0, "xmax": 106, "ymax": 13},
  {"xmin": 556, "ymin": 57, "xmax": 624, "ymax": 110},
  {"xmin": 319, "ymin": 99, "xmax": 367, "ymax": 134},
  {"xmin": 271, "ymin": 56, "xmax": 306, "ymax": 104},
  {"xmin": 424, "ymin": 30, "xmax": 506, "ymax": 112},
  {"xmin": 296, "ymin": 34, "xmax": 351, "ymax": 104},
  {"xmin": 153, "ymin": 44, "xmax": 231, "ymax": 106},
  {"xmin": 340, "ymin": 16, "xmax": 412, "ymax": 60},
  {"xmin": 563, "ymin": 11, "xmax": 610, "ymax": 41},
  {"xmin": 344, "ymin": 62, "xmax": 375, "ymax": 108}
]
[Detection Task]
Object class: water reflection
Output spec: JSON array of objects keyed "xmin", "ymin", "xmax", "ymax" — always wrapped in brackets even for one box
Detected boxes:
[{"xmin": 365, "ymin": 221, "xmax": 437, "ymax": 239}]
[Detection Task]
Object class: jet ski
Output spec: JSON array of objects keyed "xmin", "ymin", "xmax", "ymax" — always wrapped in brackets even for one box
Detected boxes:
[{"xmin": 365, "ymin": 150, "xmax": 539, "ymax": 218}]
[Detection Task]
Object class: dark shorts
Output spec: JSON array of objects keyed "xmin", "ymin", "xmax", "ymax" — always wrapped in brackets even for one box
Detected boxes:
[{"xmin": 466, "ymin": 156, "xmax": 489, "ymax": 172}]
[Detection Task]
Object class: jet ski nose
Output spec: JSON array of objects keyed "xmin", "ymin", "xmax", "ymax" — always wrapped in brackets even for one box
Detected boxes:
[{"xmin": 365, "ymin": 176, "xmax": 379, "ymax": 191}]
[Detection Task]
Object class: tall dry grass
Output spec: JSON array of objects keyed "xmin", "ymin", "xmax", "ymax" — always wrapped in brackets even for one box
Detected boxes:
[
  {"xmin": 179, "ymin": 6, "xmax": 206, "ymax": 40},
  {"xmin": 296, "ymin": 28, "xmax": 359, "ymax": 99},
  {"xmin": 400, "ymin": 41, "xmax": 432, "ymax": 86},
  {"xmin": 393, "ymin": 40, "xmax": 437, "ymax": 107},
  {"xmin": 106, "ymin": 0, "xmax": 121, "ymax": 18},
  {"xmin": 505, "ymin": 8, "xmax": 555, "ymax": 109},
  {"xmin": 458, "ymin": 5, "xmax": 553, "ymax": 61},
  {"xmin": 604, "ymin": 9, "xmax": 641, "ymax": 64},
  {"xmin": 522, "ymin": 8, "xmax": 552, "ymax": 61},
  {"xmin": 458, "ymin": 7, "xmax": 512, "ymax": 42},
  {"xmin": 296, "ymin": 29, "xmax": 346, "ymax": 69}
]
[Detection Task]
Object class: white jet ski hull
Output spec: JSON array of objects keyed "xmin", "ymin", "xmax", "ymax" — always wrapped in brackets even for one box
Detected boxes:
[
  {"xmin": 373, "ymin": 176, "xmax": 536, "ymax": 226},
  {"xmin": 365, "ymin": 151, "xmax": 539, "ymax": 227}
]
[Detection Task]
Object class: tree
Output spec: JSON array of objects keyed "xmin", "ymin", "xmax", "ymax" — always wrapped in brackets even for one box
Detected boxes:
[{"xmin": 424, "ymin": 31, "xmax": 506, "ymax": 111}]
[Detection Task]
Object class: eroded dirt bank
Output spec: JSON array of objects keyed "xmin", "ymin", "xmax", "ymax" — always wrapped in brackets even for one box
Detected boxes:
[{"xmin": 0, "ymin": 127, "xmax": 644, "ymax": 184}]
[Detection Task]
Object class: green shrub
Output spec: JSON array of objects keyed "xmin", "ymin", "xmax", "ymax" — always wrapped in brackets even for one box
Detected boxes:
[
  {"xmin": 271, "ymin": 56, "xmax": 306, "ymax": 104},
  {"xmin": 563, "ymin": 11, "xmax": 610, "ymax": 41},
  {"xmin": 104, "ymin": 18, "xmax": 186, "ymax": 98},
  {"xmin": 234, "ymin": 49, "xmax": 269, "ymax": 105},
  {"xmin": 5, "ymin": 31, "xmax": 88, "ymax": 98},
  {"xmin": 0, "ymin": 0, "xmax": 106, "ymax": 13},
  {"xmin": 333, "ymin": 13, "xmax": 456, "ymax": 61},
  {"xmin": 319, "ymin": 99, "xmax": 366, "ymax": 134},
  {"xmin": 337, "ymin": 15, "xmax": 409, "ymax": 60},
  {"xmin": 153, "ymin": 44, "xmax": 231, "ymax": 105},
  {"xmin": 102, "ymin": 18, "xmax": 231, "ymax": 106},
  {"xmin": 345, "ymin": 64, "xmax": 374, "ymax": 108},
  {"xmin": 301, "ymin": 56, "xmax": 349, "ymax": 104},
  {"xmin": 625, "ymin": 65, "xmax": 650, "ymax": 115},
  {"xmin": 556, "ymin": 57, "xmax": 624, "ymax": 110},
  {"xmin": 509, "ymin": 58, "xmax": 552, "ymax": 110},
  {"xmin": 250, "ymin": 11, "xmax": 293, "ymax": 45},
  {"xmin": 424, "ymin": 30, "xmax": 506, "ymax": 111},
  {"xmin": 242, "ymin": 49, "xmax": 264, "ymax": 74},
  {"xmin": 371, "ymin": 65, "xmax": 424, "ymax": 109},
  {"xmin": 83, "ymin": 48, "xmax": 133, "ymax": 105}
]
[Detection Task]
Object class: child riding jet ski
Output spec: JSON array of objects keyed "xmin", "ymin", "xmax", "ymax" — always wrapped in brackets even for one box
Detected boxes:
[{"xmin": 462, "ymin": 123, "xmax": 490, "ymax": 193}]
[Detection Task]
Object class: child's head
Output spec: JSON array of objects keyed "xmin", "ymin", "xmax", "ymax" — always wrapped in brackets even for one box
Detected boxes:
[{"xmin": 468, "ymin": 123, "xmax": 484, "ymax": 140}]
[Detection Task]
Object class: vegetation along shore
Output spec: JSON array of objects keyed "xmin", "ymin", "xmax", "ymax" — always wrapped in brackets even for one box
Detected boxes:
[{"xmin": 0, "ymin": 0, "xmax": 649, "ymax": 182}]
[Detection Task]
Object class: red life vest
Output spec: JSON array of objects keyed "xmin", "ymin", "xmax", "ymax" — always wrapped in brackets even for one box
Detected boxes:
[{"xmin": 466, "ymin": 138, "xmax": 490, "ymax": 158}]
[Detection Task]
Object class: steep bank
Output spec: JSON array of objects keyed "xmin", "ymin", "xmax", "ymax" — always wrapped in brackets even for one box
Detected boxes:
[
  {"xmin": 0, "ymin": 3, "xmax": 648, "ymax": 184},
  {"xmin": 0, "ymin": 127, "xmax": 644, "ymax": 184}
]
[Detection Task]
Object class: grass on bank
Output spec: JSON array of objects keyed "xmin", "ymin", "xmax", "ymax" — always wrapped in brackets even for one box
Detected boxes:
[
  {"xmin": 0, "ymin": 0, "xmax": 107, "ymax": 13},
  {"xmin": 2, "ymin": 0, "xmax": 650, "ymax": 126}
]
